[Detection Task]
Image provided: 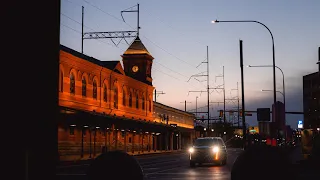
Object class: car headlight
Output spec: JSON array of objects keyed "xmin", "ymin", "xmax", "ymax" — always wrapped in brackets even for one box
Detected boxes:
[
  {"xmin": 212, "ymin": 146, "xmax": 219, "ymax": 153},
  {"xmin": 189, "ymin": 147, "xmax": 194, "ymax": 153}
]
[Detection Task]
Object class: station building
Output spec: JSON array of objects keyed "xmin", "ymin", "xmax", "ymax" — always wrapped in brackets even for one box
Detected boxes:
[{"xmin": 58, "ymin": 36, "xmax": 195, "ymax": 161}]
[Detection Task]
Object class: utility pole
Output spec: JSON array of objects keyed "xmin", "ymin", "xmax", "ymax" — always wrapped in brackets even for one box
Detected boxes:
[
  {"xmin": 188, "ymin": 46, "xmax": 210, "ymax": 135},
  {"xmin": 210, "ymin": 102, "xmax": 224, "ymax": 123},
  {"xmin": 81, "ymin": 6, "xmax": 84, "ymax": 54},
  {"xmin": 231, "ymin": 82, "xmax": 240, "ymax": 127},
  {"xmin": 154, "ymin": 89, "xmax": 165, "ymax": 102},
  {"xmin": 223, "ymin": 66, "xmax": 226, "ymax": 123},
  {"xmin": 240, "ymin": 40, "xmax": 246, "ymax": 149},
  {"xmin": 180, "ymin": 100, "xmax": 192, "ymax": 112},
  {"xmin": 82, "ymin": 4, "xmax": 139, "ymax": 48},
  {"xmin": 237, "ymin": 82, "xmax": 240, "ymax": 127},
  {"xmin": 215, "ymin": 67, "xmax": 226, "ymax": 124},
  {"xmin": 207, "ymin": 46, "xmax": 210, "ymax": 131},
  {"xmin": 137, "ymin": 3, "xmax": 140, "ymax": 36},
  {"xmin": 121, "ymin": 3, "xmax": 140, "ymax": 36},
  {"xmin": 196, "ymin": 96, "xmax": 198, "ymax": 119}
]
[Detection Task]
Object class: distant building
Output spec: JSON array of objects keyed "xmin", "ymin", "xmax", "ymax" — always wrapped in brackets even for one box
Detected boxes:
[
  {"xmin": 303, "ymin": 47, "xmax": 320, "ymax": 130},
  {"xmin": 258, "ymin": 121, "xmax": 270, "ymax": 136},
  {"xmin": 285, "ymin": 125, "xmax": 293, "ymax": 141},
  {"xmin": 303, "ymin": 72, "xmax": 320, "ymax": 129},
  {"xmin": 272, "ymin": 101, "xmax": 286, "ymax": 136},
  {"xmin": 153, "ymin": 102, "xmax": 196, "ymax": 149}
]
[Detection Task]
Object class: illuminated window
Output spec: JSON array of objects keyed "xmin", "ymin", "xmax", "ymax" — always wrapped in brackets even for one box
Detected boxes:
[
  {"xmin": 136, "ymin": 93, "xmax": 139, "ymax": 109},
  {"xmin": 93, "ymin": 80, "xmax": 97, "ymax": 99},
  {"xmin": 122, "ymin": 88, "xmax": 126, "ymax": 106},
  {"xmin": 129, "ymin": 92, "xmax": 133, "ymax": 107},
  {"xmin": 114, "ymin": 86, "xmax": 118, "ymax": 109},
  {"xmin": 60, "ymin": 71, "xmax": 63, "ymax": 92},
  {"xmin": 70, "ymin": 73, "xmax": 75, "ymax": 94},
  {"xmin": 82, "ymin": 77, "xmax": 86, "ymax": 97},
  {"xmin": 103, "ymin": 84, "xmax": 107, "ymax": 102}
]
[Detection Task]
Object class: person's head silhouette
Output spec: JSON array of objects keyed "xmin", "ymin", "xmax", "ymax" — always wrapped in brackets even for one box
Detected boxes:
[
  {"xmin": 231, "ymin": 145, "xmax": 295, "ymax": 180},
  {"xmin": 87, "ymin": 151, "xmax": 144, "ymax": 180}
]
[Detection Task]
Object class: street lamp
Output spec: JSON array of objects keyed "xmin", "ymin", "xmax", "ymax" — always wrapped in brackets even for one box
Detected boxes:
[
  {"xmin": 212, "ymin": 20, "xmax": 277, "ymax": 116},
  {"xmin": 247, "ymin": 65, "xmax": 285, "ymax": 121},
  {"xmin": 261, "ymin": 89, "xmax": 284, "ymax": 101}
]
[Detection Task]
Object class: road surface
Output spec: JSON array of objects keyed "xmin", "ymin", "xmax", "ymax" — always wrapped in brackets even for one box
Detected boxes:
[{"xmin": 56, "ymin": 148, "xmax": 243, "ymax": 180}]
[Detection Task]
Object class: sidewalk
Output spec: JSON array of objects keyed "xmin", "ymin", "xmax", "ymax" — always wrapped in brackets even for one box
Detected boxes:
[
  {"xmin": 57, "ymin": 149, "xmax": 183, "ymax": 166},
  {"xmin": 289, "ymin": 145, "xmax": 304, "ymax": 164},
  {"xmin": 128, "ymin": 149, "xmax": 183, "ymax": 156}
]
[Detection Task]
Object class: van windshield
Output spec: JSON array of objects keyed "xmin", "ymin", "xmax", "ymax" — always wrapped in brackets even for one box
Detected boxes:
[{"xmin": 194, "ymin": 139, "xmax": 223, "ymax": 146}]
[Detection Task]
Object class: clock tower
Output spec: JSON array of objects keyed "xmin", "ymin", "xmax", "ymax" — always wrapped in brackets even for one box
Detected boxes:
[{"xmin": 122, "ymin": 36, "xmax": 154, "ymax": 85}]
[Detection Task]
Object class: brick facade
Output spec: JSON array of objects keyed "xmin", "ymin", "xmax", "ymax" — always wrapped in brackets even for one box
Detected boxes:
[{"xmin": 58, "ymin": 37, "xmax": 195, "ymax": 161}]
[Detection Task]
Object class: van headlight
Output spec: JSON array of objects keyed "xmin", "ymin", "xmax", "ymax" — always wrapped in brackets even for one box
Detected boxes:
[
  {"xmin": 212, "ymin": 146, "xmax": 219, "ymax": 153},
  {"xmin": 189, "ymin": 147, "xmax": 194, "ymax": 153}
]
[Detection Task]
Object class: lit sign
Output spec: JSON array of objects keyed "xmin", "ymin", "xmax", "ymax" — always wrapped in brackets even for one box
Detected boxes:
[{"xmin": 298, "ymin": 120, "xmax": 303, "ymax": 129}]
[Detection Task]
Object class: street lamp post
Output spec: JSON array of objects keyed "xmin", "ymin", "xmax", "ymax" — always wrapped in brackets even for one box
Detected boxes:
[
  {"xmin": 212, "ymin": 20, "xmax": 277, "ymax": 118},
  {"xmin": 248, "ymin": 65, "xmax": 285, "ymax": 121}
]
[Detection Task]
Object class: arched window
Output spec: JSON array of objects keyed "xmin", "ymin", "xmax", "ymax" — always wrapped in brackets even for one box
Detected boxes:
[
  {"xmin": 142, "ymin": 96, "xmax": 145, "ymax": 110},
  {"xmin": 70, "ymin": 73, "xmax": 75, "ymax": 94},
  {"xmin": 129, "ymin": 92, "xmax": 133, "ymax": 107},
  {"xmin": 93, "ymin": 80, "xmax": 97, "ymax": 99},
  {"xmin": 122, "ymin": 88, "xmax": 126, "ymax": 106},
  {"xmin": 135, "ymin": 93, "xmax": 139, "ymax": 109},
  {"xmin": 114, "ymin": 86, "xmax": 118, "ymax": 109},
  {"xmin": 60, "ymin": 71, "xmax": 63, "ymax": 92},
  {"xmin": 103, "ymin": 84, "xmax": 107, "ymax": 102},
  {"xmin": 149, "ymin": 99, "xmax": 152, "ymax": 112},
  {"xmin": 82, "ymin": 77, "xmax": 87, "ymax": 97}
]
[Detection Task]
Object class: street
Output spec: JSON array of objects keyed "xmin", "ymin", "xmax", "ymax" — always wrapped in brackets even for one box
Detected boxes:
[{"xmin": 56, "ymin": 148, "xmax": 243, "ymax": 180}]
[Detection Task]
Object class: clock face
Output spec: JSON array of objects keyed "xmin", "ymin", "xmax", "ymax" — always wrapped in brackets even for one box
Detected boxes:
[{"xmin": 132, "ymin": 65, "xmax": 139, "ymax": 72}]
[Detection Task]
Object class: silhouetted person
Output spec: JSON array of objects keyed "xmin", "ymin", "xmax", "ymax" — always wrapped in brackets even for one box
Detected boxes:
[
  {"xmin": 231, "ymin": 145, "xmax": 296, "ymax": 180},
  {"xmin": 87, "ymin": 151, "xmax": 144, "ymax": 180},
  {"xmin": 311, "ymin": 133, "xmax": 320, "ymax": 160}
]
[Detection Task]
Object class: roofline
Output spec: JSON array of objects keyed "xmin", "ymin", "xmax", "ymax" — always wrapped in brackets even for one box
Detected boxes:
[
  {"xmin": 153, "ymin": 101, "xmax": 195, "ymax": 116},
  {"xmin": 60, "ymin": 44, "xmax": 119, "ymax": 70},
  {"xmin": 303, "ymin": 71, "xmax": 318, "ymax": 78},
  {"xmin": 122, "ymin": 53, "xmax": 154, "ymax": 60}
]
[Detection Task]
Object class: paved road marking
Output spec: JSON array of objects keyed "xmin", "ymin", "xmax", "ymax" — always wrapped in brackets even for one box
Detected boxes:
[
  {"xmin": 56, "ymin": 164, "xmax": 90, "ymax": 169},
  {"xmin": 147, "ymin": 172, "xmax": 229, "ymax": 175},
  {"xmin": 143, "ymin": 167, "xmax": 160, "ymax": 170},
  {"xmin": 141, "ymin": 160, "xmax": 179, "ymax": 167},
  {"xmin": 145, "ymin": 166, "xmax": 183, "ymax": 175},
  {"xmin": 56, "ymin": 173, "xmax": 86, "ymax": 176}
]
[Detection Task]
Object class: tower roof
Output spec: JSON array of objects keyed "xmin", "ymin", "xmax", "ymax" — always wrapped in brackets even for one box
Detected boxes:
[{"xmin": 123, "ymin": 36, "xmax": 152, "ymax": 57}]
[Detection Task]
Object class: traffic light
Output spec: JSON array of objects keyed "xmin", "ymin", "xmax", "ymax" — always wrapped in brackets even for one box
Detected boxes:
[
  {"xmin": 239, "ymin": 111, "xmax": 242, "ymax": 116},
  {"xmin": 219, "ymin": 110, "xmax": 223, "ymax": 117}
]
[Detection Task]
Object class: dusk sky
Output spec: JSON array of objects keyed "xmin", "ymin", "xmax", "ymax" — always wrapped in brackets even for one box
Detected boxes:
[{"xmin": 60, "ymin": 0, "xmax": 320, "ymax": 128}]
